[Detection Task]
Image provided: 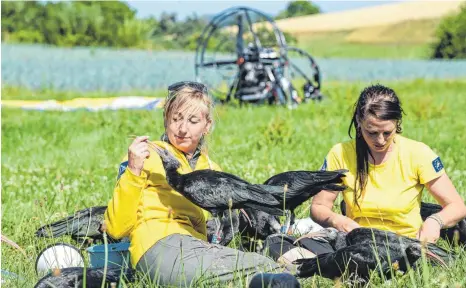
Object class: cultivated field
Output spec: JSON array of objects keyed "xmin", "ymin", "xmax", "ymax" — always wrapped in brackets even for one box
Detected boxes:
[
  {"xmin": 3, "ymin": 44, "xmax": 466, "ymax": 93},
  {"xmin": 275, "ymin": 1, "xmax": 463, "ymax": 34}
]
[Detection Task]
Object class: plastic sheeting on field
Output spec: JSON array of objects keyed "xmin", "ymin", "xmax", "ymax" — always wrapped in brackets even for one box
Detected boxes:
[{"xmin": 1, "ymin": 96, "xmax": 164, "ymax": 111}]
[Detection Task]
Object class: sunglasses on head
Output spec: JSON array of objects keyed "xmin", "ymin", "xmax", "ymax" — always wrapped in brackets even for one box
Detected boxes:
[{"xmin": 168, "ymin": 81, "xmax": 208, "ymax": 94}]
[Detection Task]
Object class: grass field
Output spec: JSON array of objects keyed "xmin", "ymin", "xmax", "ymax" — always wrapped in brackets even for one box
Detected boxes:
[{"xmin": 2, "ymin": 79, "xmax": 466, "ymax": 287}]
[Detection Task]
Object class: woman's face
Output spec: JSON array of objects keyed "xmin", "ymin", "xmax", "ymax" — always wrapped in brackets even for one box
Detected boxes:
[
  {"xmin": 166, "ymin": 108, "xmax": 211, "ymax": 156},
  {"xmin": 360, "ymin": 115, "xmax": 397, "ymax": 153}
]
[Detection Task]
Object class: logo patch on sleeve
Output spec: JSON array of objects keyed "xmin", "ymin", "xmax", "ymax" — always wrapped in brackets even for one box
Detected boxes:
[
  {"xmin": 320, "ymin": 158, "xmax": 328, "ymax": 171},
  {"xmin": 432, "ymin": 157, "xmax": 444, "ymax": 173},
  {"xmin": 117, "ymin": 161, "xmax": 128, "ymax": 180}
]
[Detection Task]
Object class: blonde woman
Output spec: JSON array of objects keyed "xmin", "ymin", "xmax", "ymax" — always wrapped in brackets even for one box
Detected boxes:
[{"xmin": 104, "ymin": 82, "xmax": 296, "ymax": 287}]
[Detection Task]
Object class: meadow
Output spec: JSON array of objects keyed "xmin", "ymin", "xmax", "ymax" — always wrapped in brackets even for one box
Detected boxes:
[{"xmin": 2, "ymin": 78, "xmax": 466, "ymax": 287}]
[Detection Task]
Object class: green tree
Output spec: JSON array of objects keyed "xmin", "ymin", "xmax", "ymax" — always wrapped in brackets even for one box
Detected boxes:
[
  {"xmin": 275, "ymin": 1, "xmax": 321, "ymax": 20},
  {"xmin": 431, "ymin": 3, "xmax": 466, "ymax": 59},
  {"xmin": 1, "ymin": 1, "xmax": 45, "ymax": 42}
]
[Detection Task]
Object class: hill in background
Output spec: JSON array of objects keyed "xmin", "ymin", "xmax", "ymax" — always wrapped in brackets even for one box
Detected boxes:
[{"xmin": 277, "ymin": 1, "xmax": 464, "ymax": 59}]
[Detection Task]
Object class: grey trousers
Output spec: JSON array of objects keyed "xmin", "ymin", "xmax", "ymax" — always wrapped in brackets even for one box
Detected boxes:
[{"xmin": 136, "ymin": 233, "xmax": 281, "ymax": 287}]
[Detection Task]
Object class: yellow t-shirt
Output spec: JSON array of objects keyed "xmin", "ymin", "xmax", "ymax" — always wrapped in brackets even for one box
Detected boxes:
[
  {"xmin": 104, "ymin": 141, "xmax": 220, "ymax": 267},
  {"xmin": 322, "ymin": 135, "xmax": 445, "ymax": 238}
]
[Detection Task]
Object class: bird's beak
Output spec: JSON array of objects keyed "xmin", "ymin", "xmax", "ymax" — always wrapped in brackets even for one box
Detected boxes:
[
  {"xmin": 293, "ymin": 230, "xmax": 329, "ymax": 244},
  {"xmin": 425, "ymin": 249, "xmax": 448, "ymax": 268},
  {"xmin": 239, "ymin": 209, "xmax": 253, "ymax": 227},
  {"xmin": 147, "ymin": 142, "xmax": 164, "ymax": 155},
  {"xmin": 1, "ymin": 234, "xmax": 28, "ymax": 257}
]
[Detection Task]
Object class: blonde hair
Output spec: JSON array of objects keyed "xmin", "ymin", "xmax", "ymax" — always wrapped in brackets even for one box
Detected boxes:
[{"xmin": 163, "ymin": 85, "xmax": 214, "ymax": 151}]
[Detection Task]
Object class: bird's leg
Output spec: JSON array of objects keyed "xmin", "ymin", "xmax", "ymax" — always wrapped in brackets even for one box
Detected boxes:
[
  {"xmin": 212, "ymin": 213, "xmax": 222, "ymax": 244},
  {"xmin": 287, "ymin": 210, "xmax": 296, "ymax": 235},
  {"xmin": 281, "ymin": 210, "xmax": 291, "ymax": 234}
]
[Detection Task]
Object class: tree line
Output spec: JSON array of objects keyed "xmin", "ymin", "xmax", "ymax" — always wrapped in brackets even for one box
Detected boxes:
[{"xmin": 0, "ymin": 1, "xmax": 317, "ymax": 50}]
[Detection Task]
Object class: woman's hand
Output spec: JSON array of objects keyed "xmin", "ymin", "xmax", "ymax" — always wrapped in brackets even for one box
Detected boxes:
[
  {"xmin": 128, "ymin": 136, "xmax": 150, "ymax": 176},
  {"xmin": 417, "ymin": 218, "xmax": 441, "ymax": 243},
  {"xmin": 332, "ymin": 214, "xmax": 361, "ymax": 233}
]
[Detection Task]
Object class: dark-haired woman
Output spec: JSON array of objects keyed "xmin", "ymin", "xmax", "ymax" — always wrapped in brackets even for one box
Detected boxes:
[{"xmin": 311, "ymin": 84, "xmax": 466, "ymax": 244}]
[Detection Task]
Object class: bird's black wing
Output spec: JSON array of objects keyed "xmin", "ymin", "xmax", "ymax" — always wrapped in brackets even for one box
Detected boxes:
[
  {"xmin": 295, "ymin": 244, "xmax": 393, "ymax": 280},
  {"xmin": 35, "ymin": 206, "xmax": 107, "ymax": 239},
  {"xmin": 180, "ymin": 170, "xmax": 280, "ymax": 213},
  {"xmin": 34, "ymin": 267, "xmax": 135, "ymax": 288},
  {"xmin": 264, "ymin": 170, "xmax": 347, "ymax": 190},
  {"xmin": 185, "ymin": 170, "xmax": 280, "ymax": 206},
  {"xmin": 347, "ymin": 227, "xmax": 455, "ymax": 263},
  {"xmin": 194, "ymin": 169, "xmax": 251, "ymax": 184}
]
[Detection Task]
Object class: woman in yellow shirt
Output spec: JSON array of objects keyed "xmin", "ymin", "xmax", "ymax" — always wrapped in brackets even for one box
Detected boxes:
[
  {"xmin": 311, "ymin": 84, "xmax": 466, "ymax": 243},
  {"xmin": 104, "ymin": 82, "xmax": 294, "ymax": 287}
]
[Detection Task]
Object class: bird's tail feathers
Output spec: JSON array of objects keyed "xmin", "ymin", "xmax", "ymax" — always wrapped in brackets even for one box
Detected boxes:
[
  {"xmin": 35, "ymin": 216, "xmax": 76, "ymax": 238},
  {"xmin": 299, "ymin": 170, "xmax": 347, "ymax": 186},
  {"xmin": 35, "ymin": 206, "xmax": 106, "ymax": 238}
]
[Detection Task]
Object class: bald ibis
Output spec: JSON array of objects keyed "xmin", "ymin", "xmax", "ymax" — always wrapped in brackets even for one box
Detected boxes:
[
  {"xmin": 295, "ymin": 227, "xmax": 453, "ymax": 266},
  {"xmin": 294, "ymin": 241, "xmax": 444, "ymax": 280},
  {"xmin": 151, "ymin": 145, "xmax": 284, "ymax": 239}
]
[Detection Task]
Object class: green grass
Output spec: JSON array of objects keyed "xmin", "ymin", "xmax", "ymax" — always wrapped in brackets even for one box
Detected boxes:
[
  {"xmin": 2, "ymin": 79, "xmax": 466, "ymax": 287},
  {"xmin": 1, "ymin": 85, "xmax": 167, "ymax": 101},
  {"xmin": 297, "ymin": 31, "xmax": 431, "ymax": 59}
]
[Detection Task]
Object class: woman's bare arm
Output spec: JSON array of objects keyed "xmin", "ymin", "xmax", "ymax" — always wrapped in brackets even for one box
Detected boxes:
[
  {"xmin": 425, "ymin": 173, "xmax": 466, "ymax": 227},
  {"xmin": 310, "ymin": 190, "xmax": 360, "ymax": 233}
]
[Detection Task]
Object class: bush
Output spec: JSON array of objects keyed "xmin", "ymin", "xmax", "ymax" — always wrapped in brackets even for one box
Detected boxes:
[
  {"xmin": 275, "ymin": 1, "xmax": 320, "ymax": 20},
  {"xmin": 431, "ymin": 3, "xmax": 466, "ymax": 59}
]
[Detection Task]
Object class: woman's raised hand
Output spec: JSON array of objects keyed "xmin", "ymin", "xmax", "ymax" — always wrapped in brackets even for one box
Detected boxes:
[{"xmin": 128, "ymin": 136, "xmax": 150, "ymax": 176}]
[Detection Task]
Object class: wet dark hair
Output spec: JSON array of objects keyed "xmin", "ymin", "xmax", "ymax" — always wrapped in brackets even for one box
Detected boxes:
[{"xmin": 348, "ymin": 84, "xmax": 404, "ymax": 209}]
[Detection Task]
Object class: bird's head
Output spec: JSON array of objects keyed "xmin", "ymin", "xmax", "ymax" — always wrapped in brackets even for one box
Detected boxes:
[
  {"xmin": 151, "ymin": 144, "xmax": 181, "ymax": 171},
  {"xmin": 311, "ymin": 227, "xmax": 340, "ymax": 243}
]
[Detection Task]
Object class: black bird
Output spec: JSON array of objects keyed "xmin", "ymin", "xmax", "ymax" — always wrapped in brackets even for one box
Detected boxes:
[
  {"xmin": 151, "ymin": 145, "xmax": 284, "ymax": 238},
  {"xmin": 206, "ymin": 209, "xmax": 240, "ymax": 246},
  {"xmin": 295, "ymin": 227, "xmax": 453, "ymax": 266},
  {"xmin": 237, "ymin": 208, "xmax": 282, "ymax": 252},
  {"xmin": 341, "ymin": 200, "xmax": 466, "ymax": 246},
  {"xmin": 294, "ymin": 242, "xmax": 442, "ymax": 280},
  {"xmin": 263, "ymin": 170, "xmax": 347, "ymax": 229},
  {"xmin": 34, "ymin": 267, "xmax": 135, "ymax": 288},
  {"xmin": 35, "ymin": 206, "xmax": 125, "ymax": 244}
]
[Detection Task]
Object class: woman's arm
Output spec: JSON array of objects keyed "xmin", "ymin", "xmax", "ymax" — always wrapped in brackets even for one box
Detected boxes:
[
  {"xmin": 418, "ymin": 173, "xmax": 466, "ymax": 242},
  {"xmin": 311, "ymin": 190, "xmax": 360, "ymax": 233},
  {"xmin": 104, "ymin": 137, "xmax": 150, "ymax": 239},
  {"xmin": 104, "ymin": 168, "xmax": 147, "ymax": 239}
]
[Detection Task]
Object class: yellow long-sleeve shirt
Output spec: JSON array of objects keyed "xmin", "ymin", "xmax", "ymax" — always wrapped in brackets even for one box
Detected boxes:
[{"xmin": 104, "ymin": 141, "xmax": 220, "ymax": 267}]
